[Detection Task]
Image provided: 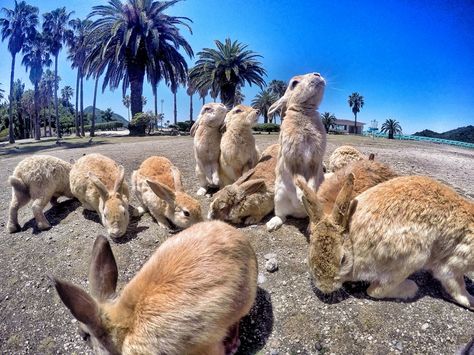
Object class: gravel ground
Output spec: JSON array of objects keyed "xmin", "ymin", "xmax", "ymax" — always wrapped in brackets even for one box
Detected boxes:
[{"xmin": 0, "ymin": 134, "xmax": 473, "ymax": 355}]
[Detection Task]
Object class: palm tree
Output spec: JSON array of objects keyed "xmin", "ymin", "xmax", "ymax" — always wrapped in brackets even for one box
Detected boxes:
[
  {"xmin": 11, "ymin": 79, "xmax": 25, "ymax": 137},
  {"xmin": 321, "ymin": 112, "xmax": 336, "ymax": 133},
  {"xmin": 40, "ymin": 69, "xmax": 56, "ymax": 136},
  {"xmin": 197, "ymin": 86, "xmax": 208, "ymax": 106},
  {"xmin": 43, "ymin": 7, "xmax": 73, "ymax": 139},
  {"xmin": 252, "ymin": 89, "xmax": 278, "ymax": 124},
  {"xmin": 87, "ymin": 0, "xmax": 193, "ymax": 120},
  {"xmin": 381, "ymin": 118, "xmax": 402, "ymax": 139},
  {"xmin": 190, "ymin": 39, "xmax": 266, "ymax": 108},
  {"xmin": 234, "ymin": 85, "xmax": 245, "ymax": 105},
  {"xmin": 122, "ymin": 95, "xmax": 131, "ymax": 121},
  {"xmin": 0, "ymin": 83, "xmax": 4, "ymax": 101},
  {"xmin": 22, "ymin": 31, "xmax": 51, "ymax": 140},
  {"xmin": 61, "ymin": 85, "xmax": 73, "ymax": 106},
  {"xmin": 348, "ymin": 92, "xmax": 364, "ymax": 134},
  {"xmin": 171, "ymin": 81, "xmax": 179, "ymax": 125},
  {"xmin": 268, "ymin": 79, "xmax": 287, "ymax": 98},
  {"xmin": 187, "ymin": 82, "xmax": 196, "ymax": 122},
  {"xmin": 102, "ymin": 108, "xmax": 114, "ymax": 122},
  {"xmin": 1, "ymin": 0, "xmax": 39, "ymax": 143},
  {"xmin": 67, "ymin": 18, "xmax": 90, "ymax": 137}
]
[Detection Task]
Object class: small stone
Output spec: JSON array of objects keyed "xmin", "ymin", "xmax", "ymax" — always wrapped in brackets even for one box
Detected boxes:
[
  {"xmin": 314, "ymin": 341, "xmax": 322, "ymax": 351},
  {"xmin": 394, "ymin": 341, "xmax": 403, "ymax": 351},
  {"xmin": 270, "ymin": 350, "xmax": 279, "ymax": 355},
  {"xmin": 265, "ymin": 258, "xmax": 278, "ymax": 272},
  {"xmin": 421, "ymin": 323, "xmax": 429, "ymax": 331},
  {"xmin": 257, "ymin": 273, "xmax": 267, "ymax": 284},
  {"xmin": 264, "ymin": 253, "xmax": 277, "ymax": 260}
]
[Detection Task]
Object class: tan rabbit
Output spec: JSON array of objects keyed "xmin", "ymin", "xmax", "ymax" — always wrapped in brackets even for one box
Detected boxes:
[
  {"xmin": 327, "ymin": 145, "xmax": 365, "ymax": 172},
  {"xmin": 266, "ymin": 73, "xmax": 327, "ymax": 231},
  {"xmin": 209, "ymin": 144, "xmax": 279, "ymax": 225},
  {"xmin": 317, "ymin": 158, "xmax": 398, "ymax": 214},
  {"xmin": 219, "ymin": 105, "xmax": 260, "ymax": 187},
  {"xmin": 7, "ymin": 155, "xmax": 74, "ymax": 233},
  {"xmin": 69, "ymin": 153, "xmax": 130, "ymax": 239},
  {"xmin": 131, "ymin": 156, "xmax": 202, "ymax": 230},
  {"xmin": 52, "ymin": 221, "xmax": 258, "ymax": 354},
  {"xmin": 191, "ymin": 103, "xmax": 228, "ymax": 195},
  {"xmin": 297, "ymin": 174, "xmax": 474, "ymax": 309}
]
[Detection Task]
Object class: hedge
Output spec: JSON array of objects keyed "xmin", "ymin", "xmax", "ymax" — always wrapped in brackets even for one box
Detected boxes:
[
  {"xmin": 253, "ymin": 123, "xmax": 280, "ymax": 133},
  {"xmin": 83, "ymin": 121, "xmax": 123, "ymax": 132}
]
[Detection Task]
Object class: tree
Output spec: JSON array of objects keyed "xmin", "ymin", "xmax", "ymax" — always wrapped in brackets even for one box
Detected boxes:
[
  {"xmin": 122, "ymin": 95, "xmax": 131, "ymax": 121},
  {"xmin": 252, "ymin": 89, "xmax": 277, "ymax": 123},
  {"xmin": 43, "ymin": 7, "xmax": 73, "ymax": 139},
  {"xmin": 187, "ymin": 81, "xmax": 196, "ymax": 122},
  {"xmin": 11, "ymin": 79, "xmax": 25, "ymax": 138},
  {"xmin": 1, "ymin": 0, "xmax": 39, "ymax": 143},
  {"xmin": 87, "ymin": 0, "xmax": 193, "ymax": 120},
  {"xmin": 321, "ymin": 112, "xmax": 336, "ymax": 133},
  {"xmin": 381, "ymin": 118, "xmax": 402, "ymax": 139},
  {"xmin": 22, "ymin": 30, "xmax": 51, "ymax": 140},
  {"xmin": 268, "ymin": 79, "xmax": 287, "ymax": 98},
  {"xmin": 67, "ymin": 18, "xmax": 91, "ymax": 137},
  {"xmin": 61, "ymin": 85, "xmax": 73, "ymax": 106},
  {"xmin": 190, "ymin": 38, "xmax": 266, "ymax": 108},
  {"xmin": 40, "ymin": 69, "xmax": 56, "ymax": 136},
  {"xmin": 348, "ymin": 92, "xmax": 364, "ymax": 134},
  {"xmin": 234, "ymin": 85, "xmax": 245, "ymax": 105},
  {"xmin": 102, "ymin": 108, "xmax": 114, "ymax": 122},
  {"xmin": 0, "ymin": 83, "xmax": 4, "ymax": 101}
]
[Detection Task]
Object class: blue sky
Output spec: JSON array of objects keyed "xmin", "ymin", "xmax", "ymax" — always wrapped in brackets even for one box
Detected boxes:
[{"xmin": 1, "ymin": 0, "xmax": 473, "ymax": 134}]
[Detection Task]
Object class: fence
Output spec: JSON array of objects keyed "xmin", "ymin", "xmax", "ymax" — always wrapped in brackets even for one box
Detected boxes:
[{"xmin": 363, "ymin": 132, "xmax": 474, "ymax": 149}]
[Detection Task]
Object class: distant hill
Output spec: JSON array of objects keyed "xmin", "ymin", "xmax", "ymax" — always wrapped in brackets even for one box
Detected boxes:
[
  {"xmin": 83, "ymin": 106, "xmax": 128, "ymax": 125},
  {"xmin": 413, "ymin": 125, "xmax": 474, "ymax": 144}
]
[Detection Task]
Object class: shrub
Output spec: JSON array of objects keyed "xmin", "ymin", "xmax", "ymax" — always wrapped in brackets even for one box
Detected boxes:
[
  {"xmin": 175, "ymin": 120, "xmax": 193, "ymax": 132},
  {"xmin": 253, "ymin": 123, "xmax": 280, "ymax": 134},
  {"xmin": 129, "ymin": 112, "xmax": 153, "ymax": 136}
]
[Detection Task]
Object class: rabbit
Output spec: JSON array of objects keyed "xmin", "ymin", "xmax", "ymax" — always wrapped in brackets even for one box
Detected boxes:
[
  {"xmin": 131, "ymin": 156, "xmax": 202, "ymax": 230},
  {"xmin": 209, "ymin": 144, "xmax": 279, "ymax": 225},
  {"xmin": 317, "ymin": 158, "xmax": 398, "ymax": 215},
  {"xmin": 297, "ymin": 173, "xmax": 474, "ymax": 309},
  {"xmin": 51, "ymin": 220, "xmax": 258, "ymax": 355},
  {"xmin": 191, "ymin": 103, "xmax": 228, "ymax": 195},
  {"xmin": 7, "ymin": 155, "xmax": 74, "ymax": 233},
  {"xmin": 69, "ymin": 153, "xmax": 130, "ymax": 239},
  {"xmin": 327, "ymin": 145, "xmax": 366, "ymax": 172},
  {"xmin": 219, "ymin": 105, "xmax": 260, "ymax": 187},
  {"xmin": 266, "ymin": 73, "xmax": 327, "ymax": 232}
]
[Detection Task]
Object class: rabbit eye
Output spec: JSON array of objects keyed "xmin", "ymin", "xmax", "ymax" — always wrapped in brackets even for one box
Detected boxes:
[
  {"xmin": 291, "ymin": 80, "xmax": 299, "ymax": 89},
  {"xmin": 234, "ymin": 109, "xmax": 242, "ymax": 113},
  {"xmin": 183, "ymin": 210, "xmax": 190, "ymax": 217},
  {"xmin": 340, "ymin": 254, "xmax": 346, "ymax": 265}
]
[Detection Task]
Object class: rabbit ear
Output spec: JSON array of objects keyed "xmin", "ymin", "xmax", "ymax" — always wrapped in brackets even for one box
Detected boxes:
[
  {"xmin": 295, "ymin": 177, "xmax": 323, "ymax": 222},
  {"xmin": 147, "ymin": 179, "xmax": 176, "ymax": 205},
  {"xmin": 88, "ymin": 172, "xmax": 109, "ymax": 200},
  {"xmin": 268, "ymin": 95, "xmax": 288, "ymax": 117},
  {"xmin": 190, "ymin": 120, "xmax": 199, "ymax": 137},
  {"xmin": 240, "ymin": 179, "xmax": 266, "ymax": 195},
  {"xmin": 368, "ymin": 153, "xmax": 375, "ymax": 161},
  {"xmin": 89, "ymin": 235, "xmax": 118, "ymax": 301},
  {"xmin": 235, "ymin": 168, "xmax": 256, "ymax": 185},
  {"xmin": 170, "ymin": 166, "xmax": 184, "ymax": 192},
  {"xmin": 113, "ymin": 166, "xmax": 125, "ymax": 194},
  {"xmin": 332, "ymin": 173, "xmax": 355, "ymax": 226}
]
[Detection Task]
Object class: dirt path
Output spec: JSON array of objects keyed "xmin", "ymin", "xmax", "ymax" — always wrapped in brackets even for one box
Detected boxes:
[{"xmin": 0, "ymin": 135, "xmax": 473, "ymax": 354}]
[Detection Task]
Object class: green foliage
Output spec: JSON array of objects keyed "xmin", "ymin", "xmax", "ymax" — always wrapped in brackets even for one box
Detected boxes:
[
  {"xmin": 175, "ymin": 121, "xmax": 193, "ymax": 132},
  {"xmin": 129, "ymin": 112, "xmax": 153, "ymax": 136},
  {"xmin": 252, "ymin": 89, "xmax": 278, "ymax": 123},
  {"xmin": 381, "ymin": 118, "xmax": 402, "ymax": 139},
  {"xmin": 101, "ymin": 108, "xmax": 114, "ymax": 122},
  {"xmin": 321, "ymin": 112, "xmax": 337, "ymax": 133},
  {"xmin": 253, "ymin": 123, "xmax": 280, "ymax": 134}
]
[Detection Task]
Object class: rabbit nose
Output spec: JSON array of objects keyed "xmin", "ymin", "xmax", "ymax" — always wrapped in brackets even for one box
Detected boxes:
[{"xmin": 255, "ymin": 109, "xmax": 260, "ymax": 115}]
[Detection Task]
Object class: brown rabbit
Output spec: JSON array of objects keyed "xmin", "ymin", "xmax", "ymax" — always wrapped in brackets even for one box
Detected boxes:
[
  {"xmin": 52, "ymin": 221, "xmax": 258, "ymax": 354},
  {"xmin": 209, "ymin": 144, "xmax": 279, "ymax": 224},
  {"xmin": 317, "ymin": 158, "xmax": 398, "ymax": 214},
  {"xmin": 298, "ymin": 174, "xmax": 474, "ymax": 309},
  {"xmin": 266, "ymin": 73, "xmax": 327, "ymax": 231},
  {"xmin": 191, "ymin": 103, "xmax": 228, "ymax": 195},
  {"xmin": 219, "ymin": 105, "xmax": 260, "ymax": 187},
  {"xmin": 131, "ymin": 156, "xmax": 202, "ymax": 230}
]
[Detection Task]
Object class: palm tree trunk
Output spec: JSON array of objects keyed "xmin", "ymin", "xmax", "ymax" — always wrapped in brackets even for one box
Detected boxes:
[
  {"xmin": 263, "ymin": 113, "xmax": 268, "ymax": 124},
  {"xmin": 48, "ymin": 104, "xmax": 52, "ymax": 137},
  {"xmin": 54, "ymin": 54, "xmax": 61, "ymax": 138},
  {"xmin": 153, "ymin": 85, "xmax": 158, "ymax": 131},
  {"xmin": 17, "ymin": 104, "xmax": 25, "ymax": 139},
  {"xmin": 8, "ymin": 53, "xmax": 16, "ymax": 143},
  {"xmin": 128, "ymin": 63, "xmax": 145, "ymax": 118},
  {"xmin": 173, "ymin": 92, "xmax": 177, "ymax": 125},
  {"xmin": 43, "ymin": 106, "xmax": 47, "ymax": 137},
  {"xmin": 34, "ymin": 83, "xmax": 41, "ymax": 141},
  {"xmin": 189, "ymin": 93, "xmax": 193, "ymax": 123},
  {"xmin": 80, "ymin": 74, "xmax": 84, "ymax": 136},
  {"xmin": 202, "ymin": 96, "xmax": 205, "ymax": 105},
  {"xmin": 74, "ymin": 68, "xmax": 80, "ymax": 136},
  {"xmin": 354, "ymin": 112, "xmax": 358, "ymax": 135},
  {"xmin": 91, "ymin": 75, "xmax": 99, "ymax": 137}
]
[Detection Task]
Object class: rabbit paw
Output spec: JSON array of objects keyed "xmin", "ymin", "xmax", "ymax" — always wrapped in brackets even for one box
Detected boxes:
[
  {"xmin": 266, "ymin": 216, "xmax": 284, "ymax": 232},
  {"xmin": 7, "ymin": 222, "xmax": 21, "ymax": 234},
  {"xmin": 132, "ymin": 206, "xmax": 145, "ymax": 217},
  {"xmin": 37, "ymin": 221, "xmax": 51, "ymax": 231},
  {"xmin": 196, "ymin": 187, "xmax": 207, "ymax": 196},
  {"xmin": 244, "ymin": 216, "xmax": 261, "ymax": 225}
]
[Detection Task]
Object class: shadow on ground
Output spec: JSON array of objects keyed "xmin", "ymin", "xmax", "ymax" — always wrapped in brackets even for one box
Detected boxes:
[
  {"xmin": 310, "ymin": 270, "xmax": 474, "ymax": 311},
  {"xmin": 0, "ymin": 140, "xmax": 110, "ymax": 157},
  {"xmin": 237, "ymin": 287, "xmax": 274, "ymax": 355}
]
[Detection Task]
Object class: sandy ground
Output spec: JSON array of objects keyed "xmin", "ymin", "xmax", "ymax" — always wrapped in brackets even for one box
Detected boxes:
[{"xmin": 0, "ymin": 134, "xmax": 473, "ymax": 355}]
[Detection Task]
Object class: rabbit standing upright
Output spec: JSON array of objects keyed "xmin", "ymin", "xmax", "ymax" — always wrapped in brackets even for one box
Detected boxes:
[
  {"xmin": 297, "ymin": 174, "xmax": 474, "ymax": 309},
  {"xmin": 266, "ymin": 73, "xmax": 327, "ymax": 231},
  {"xmin": 191, "ymin": 103, "xmax": 228, "ymax": 195}
]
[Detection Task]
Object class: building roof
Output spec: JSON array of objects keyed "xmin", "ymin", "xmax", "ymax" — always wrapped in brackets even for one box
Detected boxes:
[{"xmin": 334, "ymin": 119, "xmax": 366, "ymax": 127}]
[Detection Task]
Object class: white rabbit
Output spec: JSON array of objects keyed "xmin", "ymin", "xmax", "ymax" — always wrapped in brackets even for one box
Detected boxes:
[{"xmin": 266, "ymin": 73, "xmax": 327, "ymax": 231}]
